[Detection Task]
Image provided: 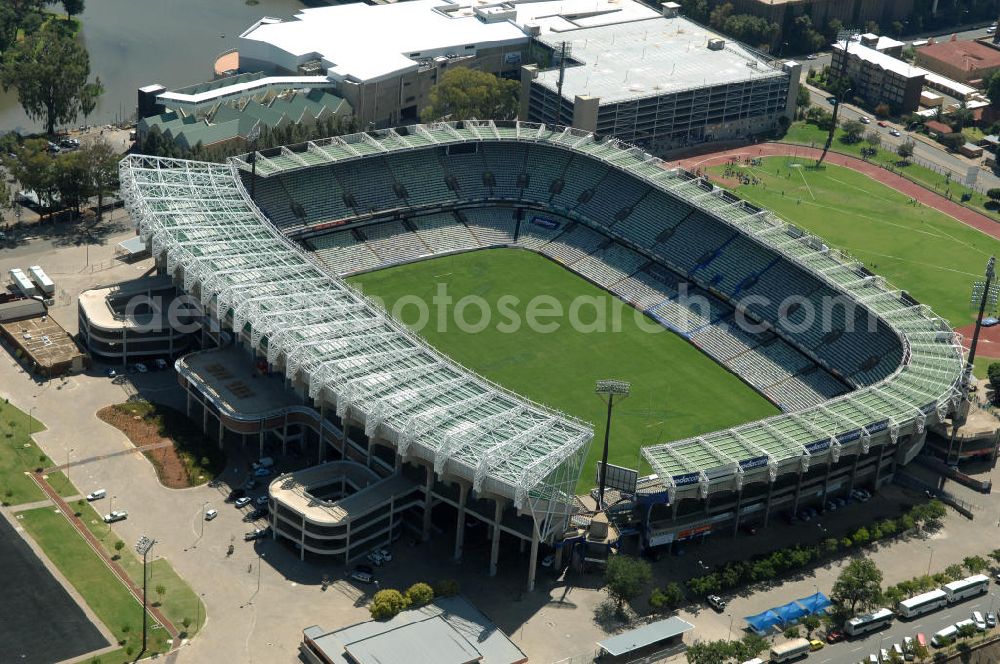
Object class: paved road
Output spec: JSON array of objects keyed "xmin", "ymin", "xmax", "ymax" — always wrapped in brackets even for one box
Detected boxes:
[{"xmin": 813, "ymin": 592, "xmax": 1000, "ymax": 664}]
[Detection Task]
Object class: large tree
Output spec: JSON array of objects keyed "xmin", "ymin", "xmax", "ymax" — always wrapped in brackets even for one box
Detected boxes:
[
  {"xmin": 8, "ymin": 138, "xmax": 57, "ymax": 212},
  {"xmin": 832, "ymin": 558, "xmax": 883, "ymax": 616},
  {"xmin": 986, "ymin": 71, "xmax": 1000, "ymax": 110},
  {"xmin": 62, "ymin": 0, "xmax": 85, "ymax": 21},
  {"xmin": 420, "ymin": 68, "xmax": 519, "ymax": 122},
  {"xmin": 52, "ymin": 149, "xmax": 90, "ymax": 214},
  {"xmin": 1, "ymin": 24, "xmax": 101, "ymax": 135},
  {"xmin": 604, "ymin": 555, "xmax": 652, "ymax": 610},
  {"xmin": 82, "ymin": 138, "xmax": 119, "ymax": 218}
]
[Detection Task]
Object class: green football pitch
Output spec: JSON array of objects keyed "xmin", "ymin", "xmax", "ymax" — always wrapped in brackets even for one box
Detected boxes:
[
  {"xmin": 707, "ymin": 157, "xmax": 1000, "ymax": 327},
  {"xmin": 348, "ymin": 249, "xmax": 778, "ymax": 492}
]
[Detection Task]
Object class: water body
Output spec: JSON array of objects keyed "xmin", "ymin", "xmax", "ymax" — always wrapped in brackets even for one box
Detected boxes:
[{"xmin": 0, "ymin": 0, "xmax": 307, "ymax": 134}]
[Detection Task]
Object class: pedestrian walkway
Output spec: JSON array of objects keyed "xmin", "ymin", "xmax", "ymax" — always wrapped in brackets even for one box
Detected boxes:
[
  {"xmin": 27, "ymin": 470, "xmax": 181, "ymax": 649},
  {"xmin": 676, "ymin": 143, "xmax": 1000, "ymax": 241}
]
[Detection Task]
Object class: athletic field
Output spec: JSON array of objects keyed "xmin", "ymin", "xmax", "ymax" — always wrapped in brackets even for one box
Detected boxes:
[
  {"xmin": 708, "ymin": 157, "xmax": 1000, "ymax": 326},
  {"xmin": 349, "ymin": 249, "xmax": 778, "ymax": 491}
]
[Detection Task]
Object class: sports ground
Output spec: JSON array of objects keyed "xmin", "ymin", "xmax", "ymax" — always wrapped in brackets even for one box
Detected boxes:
[{"xmin": 349, "ymin": 249, "xmax": 779, "ymax": 490}]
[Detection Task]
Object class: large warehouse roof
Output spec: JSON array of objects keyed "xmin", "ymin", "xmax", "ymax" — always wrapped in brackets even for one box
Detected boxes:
[
  {"xmin": 123, "ymin": 121, "xmax": 964, "ymax": 505},
  {"xmin": 534, "ymin": 16, "xmax": 785, "ymax": 103}
]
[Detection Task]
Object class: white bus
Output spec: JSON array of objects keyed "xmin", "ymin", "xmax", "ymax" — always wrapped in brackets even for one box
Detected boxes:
[
  {"xmin": 897, "ymin": 589, "xmax": 948, "ymax": 619},
  {"xmin": 931, "ymin": 625, "xmax": 957, "ymax": 647},
  {"xmin": 845, "ymin": 608, "xmax": 894, "ymax": 636},
  {"xmin": 943, "ymin": 575, "xmax": 989, "ymax": 603},
  {"xmin": 770, "ymin": 637, "xmax": 810, "ymax": 662}
]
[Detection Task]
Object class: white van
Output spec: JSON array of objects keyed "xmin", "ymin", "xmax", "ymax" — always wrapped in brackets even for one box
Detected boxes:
[
  {"xmin": 932, "ymin": 625, "xmax": 958, "ymax": 647},
  {"xmin": 86, "ymin": 489, "xmax": 106, "ymax": 501},
  {"xmin": 972, "ymin": 611, "xmax": 986, "ymax": 631}
]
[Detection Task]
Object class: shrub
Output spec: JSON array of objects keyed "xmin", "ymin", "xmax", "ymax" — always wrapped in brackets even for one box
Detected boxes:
[
  {"xmin": 405, "ymin": 582, "xmax": 434, "ymax": 608},
  {"xmin": 370, "ymin": 589, "xmax": 408, "ymax": 620},
  {"xmin": 433, "ymin": 579, "xmax": 460, "ymax": 597}
]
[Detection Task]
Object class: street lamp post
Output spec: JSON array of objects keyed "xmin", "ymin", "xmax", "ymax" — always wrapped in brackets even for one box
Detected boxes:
[
  {"xmin": 135, "ymin": 535, "xmax": 156, "ymax": 655},
  {"xmin": 927, "ymin": 545, "xmax": 934, "ymax": 576},
  {"xmin": 594, "ymin": 380, "xmax": 631, "ymax": 510},
  {"xmin": 66, "ymin": 447, "xmax": 74, "ymax": 488}
]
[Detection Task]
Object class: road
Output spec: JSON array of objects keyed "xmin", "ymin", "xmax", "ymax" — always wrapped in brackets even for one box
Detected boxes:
[{"xmin": 810, "ymin": 591, "xmax": 1000, "ymax": 664}]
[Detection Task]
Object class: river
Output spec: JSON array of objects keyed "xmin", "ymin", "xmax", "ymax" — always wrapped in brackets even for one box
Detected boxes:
[{"xmin": 0, "ymin": 0, "xmax": 308, "ymax": 134}]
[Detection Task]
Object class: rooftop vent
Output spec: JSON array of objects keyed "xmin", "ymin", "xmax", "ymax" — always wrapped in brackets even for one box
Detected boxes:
[{"xmin": 708, "ymin": 38, "xmax": 725, "ymax": 51}]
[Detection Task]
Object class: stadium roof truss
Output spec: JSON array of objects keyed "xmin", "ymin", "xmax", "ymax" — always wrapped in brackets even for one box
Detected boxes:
[{"xmin": 122, "ymin": 120, "xmax": 964, "ymax": 508}]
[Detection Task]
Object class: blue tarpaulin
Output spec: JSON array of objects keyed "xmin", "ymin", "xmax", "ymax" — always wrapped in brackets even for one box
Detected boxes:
[
  {"xmin": 774, "ymin": 600, "xmax": 809, "ymax": 624},
  {"xmin": 796, "ymin": 592, "xmax": 832, "ymax": 614},
  {"xmin": 744, "ymin": 610, "xmax": 782, "ymax": 634}
]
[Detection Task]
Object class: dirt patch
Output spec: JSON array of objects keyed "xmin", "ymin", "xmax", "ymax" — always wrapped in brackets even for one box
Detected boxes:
[{"xmin": 97, "ymin": 402, "xmax": 225, "ymax": 489}]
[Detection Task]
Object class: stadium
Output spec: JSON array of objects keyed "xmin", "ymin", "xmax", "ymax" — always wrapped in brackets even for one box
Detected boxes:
[{"xmin": 120, "ymin": 120, "xmax": 964, "ymax": 589}]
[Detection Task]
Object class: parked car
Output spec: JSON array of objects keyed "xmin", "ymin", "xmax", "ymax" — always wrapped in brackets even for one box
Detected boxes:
[
  {"xmin": 707, "ymin": 595, "xmax": 726, "ymax": 612},
  {"xmin": 244, "ymin": 527, "xmax": 269, "ymax": 541},
  {"xmin": 806, "ymin": 53, "xmax": 818, "ymax": 60},
  {"xmin": 253, "ymin": 467, "xmax": 272, "ymax": 477},
  {"xmin": 254, "ymin": 495, "xmax": 269, "ymax": 507},
  {"xmin": 243, "ymin": 507, "xmax": 267, "ymax": 522},
  {"xmin": 860, "ymin": 116, "xmax": 871, "ymax": 124},
  {"xmin": 86, "ymin": 489, "xmax": 106, "ymax": 501},
  {"xmin": 225, "ymin": 488, "xmax": 246, "ymax": 503},
  {"xmin": 234, "ymin": 496, "xmax": 252, "ymax": 508},
  {"xmin": 826, "ymin": 630, "xmax": 845, "ymax": 644},
  {"xmin": 351, "ymin": 565, "xmax": 376, "ymax": 584},
  {"xmin": 986, "ymin": 612, "xmax": 996, "ymax": 628},
  {"xmin": 59, "ymin": 137, "xmax": 80, "ymax": 149},
  {"xmin": 889, "ymin": 128, "xmax": 901, "ymax": 137},
  {"xmin": 103, "ymin": 510, "xmax": 128, "ymax": 523},
  {"xmin": 809, "ymin": 639, "xmax": 824, "ymax": 651},
  {"xmin": 877, "ymin": 121, "xmax": 888, "ymax": 127},
  {"xmin": 972, "ymin": 611, "xmax": 987, "ymax": 631},
  {"xmin": 133, "ymin": 362, "xmax": 148, "ymax": 374},
  {"xmin": 104, "ymin": 367, "xmax": 117, "ymax": 378},
  {"xmin": 204, "ymin": 508, "xmax": 218, "ymax": 521},
  {"xmin": 153, "ymin": 358, "xmax": 168, "ymax": 370}
]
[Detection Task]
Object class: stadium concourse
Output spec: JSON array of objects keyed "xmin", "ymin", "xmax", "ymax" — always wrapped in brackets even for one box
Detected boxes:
[{"xmin": 121, "ymin": 121, "xmax": 964, "ymax": 584}]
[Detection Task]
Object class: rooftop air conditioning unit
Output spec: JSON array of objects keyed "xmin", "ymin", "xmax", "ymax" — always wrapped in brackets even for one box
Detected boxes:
[{"xmin": 708, "ymin": 38, "xmax": 725, "ymax": 51}]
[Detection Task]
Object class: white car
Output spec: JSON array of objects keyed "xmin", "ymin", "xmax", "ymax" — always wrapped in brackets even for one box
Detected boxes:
[
  {"xmin": 988, "ymin": 26, "xmax": 996, "ymax": 34},
  {"xmin": 860, "ymin": 116, "xmax": 871, "ymax": 124},
  {"xmin": 889, "ymin": 128, "xmax": 901, "ymax": 137},
  {"xmin": 204, "ymin": 508, "xmax": 218, "ymax": 521},
  {"xmin": 234, "ymin": 496, "xmax": 252, "ymax": 508}
]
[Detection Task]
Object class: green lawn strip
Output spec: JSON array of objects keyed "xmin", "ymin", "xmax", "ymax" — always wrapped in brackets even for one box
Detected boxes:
[
  {"xmin": 706, "ymin": 157, "xmax": 1000, "ymax": 325},
  {"xmin": 47, "ymin": 470, "xmax": 79, "ymax": 498},
  {"xmin": 972, "ymin": 357, "xmax": 1000, "ymax": 381},
  {"xmin": 780, "ymin": 121, "xmax": 1000, "ymax": 222},
  {"xmin": 18, "ymin": 507, "xmax": 171, "ymax": 659},
  {"xmin": 73, "ymin": 500, "xmax": 204, "ymax": 638},
  {"xmin": 350, "ymin": 249, "xmax": 778, "ymax": 491},
  {"xmin": 0, "ymin": 399, "xmax": 49, "ymax": 505}
]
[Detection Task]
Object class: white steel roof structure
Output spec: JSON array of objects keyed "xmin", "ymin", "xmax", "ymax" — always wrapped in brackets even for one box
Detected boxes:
[
  {"xmin": 122, "ymin": 120, "xmax": 965, "ymax": 508},
  {"xmin": 120, "ymin": 153, "xmax": 592, "ymax": 538}
]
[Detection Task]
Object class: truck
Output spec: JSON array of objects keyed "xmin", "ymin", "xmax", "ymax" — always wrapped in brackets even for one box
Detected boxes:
[
  {"xmin": 8, "ymin": 268, "xmax": 38, "ymax": 297},
  {"xmin": 27, "ymin": 265, "xmax": 54, "ymax": 297},
  {"xmin": 770, "ymin": 637, "xmax": 810, "ymax": 662}
]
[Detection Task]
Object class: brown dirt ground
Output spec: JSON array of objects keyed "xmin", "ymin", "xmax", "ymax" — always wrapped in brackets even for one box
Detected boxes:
[{"xmin": 97, "ymin": 405, "xmax": 191, "ymax": 488}]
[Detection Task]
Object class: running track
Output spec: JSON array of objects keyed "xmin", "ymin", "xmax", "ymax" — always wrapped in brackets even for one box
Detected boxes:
[{"xmin": 675, "ymin": 143, "xmax": 1000, "ymax": 241}]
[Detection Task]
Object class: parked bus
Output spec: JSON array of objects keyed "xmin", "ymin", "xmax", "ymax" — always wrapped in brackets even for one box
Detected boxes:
[
  {"xmin": 845, "ymin": 608, "xmax": 894, "ymax": 636},
  {"xmin": 897, "ymin": 589, "xmax": 948, "ymax": 619},
  {"xmin": 931, "ymin": 625, "xmax": 957, "ymax": 647},
  {"xmin": 770, "ymin": 637, "xmax": 810, "ymax": 662},
  {"xmin": 943, "ymin": 575, "xmax": 989, "ymax": 603}
]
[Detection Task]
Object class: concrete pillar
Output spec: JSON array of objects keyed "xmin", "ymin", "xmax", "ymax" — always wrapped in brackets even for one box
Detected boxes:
[
  {"xmin": 518, "ymin": 65, "xmax": 538, "ymax": 121},
  {"xmin": 820, "ymin": 461, "xmax": 834, "ymax": 505},
  {"xmin": 421, "ymin": 466, "xmax": 434, "ymax": 541},
  {"xmin": 762, "ymin": 481, "xmax": 775, "ymax": 528},
  {"xmin": 848, "ymin": 454, "xmax": 861, "ymax": 492},
  {"xmin": 571, "ymin": 95, "xmax": 600, "ymax": 133},
  {"xmin": 489, "ymin": 497, "xmax": 505, "ymax": 577},
  {"xmin": 873, "ymin": 446, "xmax": 888, "ymax": 489},
  {"xmin": 732, "ymin": 489, "xmax": 743, "ymax": 536},
  {"xmin": 554, "ymin": 545, "xmax": 564, "ymax": 569},
  {"xmin": 453, "ymin": 482, "xmax": 468, "ymax": 560},
  {"xmin": 791, "ymin": 469, "xmax": 805, "ymax": 514},
  {"xmin": 527, "ymin": 521, "xmax": 540, "ymax": 592}
]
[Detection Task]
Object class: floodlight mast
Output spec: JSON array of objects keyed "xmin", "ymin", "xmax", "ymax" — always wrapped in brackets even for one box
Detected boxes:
[
  {"xmin": 947, "ymin": 256, "xmax": 996, "ymax": 464},
  {"xmin": 595, "ymin": 380, "xmax": 631, "ymax": 509},
  {"xmin": 135, "ymin": 535, "xmax": 156, "ymax": 655}
]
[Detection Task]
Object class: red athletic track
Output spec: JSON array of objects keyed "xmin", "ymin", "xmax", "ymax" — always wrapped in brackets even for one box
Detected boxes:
[{"xmin": 675, "ymin": 143, "xmax": 1000, "ymax": 241}]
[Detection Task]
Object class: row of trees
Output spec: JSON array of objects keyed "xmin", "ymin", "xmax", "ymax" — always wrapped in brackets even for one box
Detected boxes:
[
  {"xmin": 369, "ymin": 579, "xmax": 458, "ymax": 620},
  {"xmin": 1, "ymin": 3, "xmax": 101, "ymax": 136},
  {"xmin": 685, "ymin": 633, "xmax": 768, "ymax": 664},
  {"xmin": 685, "ymin": 501, "xmax": 946, "ymax": 598},
  {"xmin": 5, "ymin": 137, "xmax": 118, "ymax": 217}
]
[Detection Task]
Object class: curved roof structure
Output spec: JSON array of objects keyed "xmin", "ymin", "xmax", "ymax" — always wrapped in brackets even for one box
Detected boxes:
[{"xmin": 122, "ymin": 120, "xmax": 964, "ymax": 516}]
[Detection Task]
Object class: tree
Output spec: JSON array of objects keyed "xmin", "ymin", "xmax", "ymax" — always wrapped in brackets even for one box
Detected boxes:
[
  {"xmin": 865, "ymin": 130, "xmax": 882, "ymax": 151},
  {"xmin": 62, "ymin": 0, "xmax": 84, "ymax": 21},
  {"xmin": 842, "ymin": 119, "xmax": 865, "ymax": 143},
  {"xmin": 944, "ymin": 564, "xmax": 964, "ymax": 581},
  {"xmin": 113, "ymin": 540, "xmax": 124, "ymax": 559},
  {"xmin": 81, "ymin": 137, "xmax": 119, "ymax": 218},
  {"xmin": 940, "ymin": 132, "xmax": 966, "ymax": 152},
  {"xmin": 154, "ymin": 584, "xmax": 166, "ymax": 606},
  {"xmin": 604, "ymin": 555, "xmax": 652, "ymax": 610},
  {"xmin": 432, "ymin": 578, "xmax": 460, "ymax": 597},
  {"xmin": 370, "ymin": 589, "xmax": 408, "ymax": 620},
  {"xmin": 962, "ymin": 556, "xmax": 988, "ymax": 574},
  {"xmin": 801, "ymin": 614, "xmax": 820, "ymax": 636},
  {"xmin": 783, "ymin": 625, "xmax": 800, "ymax": 639},
  {"xmin": 986, "ymin": 189, "xmax": 1000, "ymax": 211},
  {"xmin": 9, "ymin": 138, "xmax": 57, "ymax": 211},
  {"xmin": 948, "ymin": 103, "xmax": 974, "ymax": 130},
  {"xmin": 831, "ymin": 558, "xmax": 883, "ymax": 615},
  {"xmin": 650, "ymin": 582, "xmax": 684, "ymax": 612},
  {"xmin": 796, "ymin": 86, "xmax": 811, "ymax": 113},
  {"xmin": 987, "ymin": 72, "xmax": 1000, "ymax": 109},
  {"xmin": 420, "ymin": 68, "xmax": 518, "ymax": 123},
  {"xmin": 911, "ymin": 640, "xmax": 929, "ymax": 662},
  {"xmin": 1, "ymin": 24, "xmax": 101, "ymax": 135},
  {"xmin": 405, "ymin": 582, "xmax": 434, "ymax": 607},
  {"xmin": 52, "ymin": 149, "xmax": 90, "ymax": 215},
  {"xmin": 874, "ymin": 103, "xmax": 891, "ymax": 119},
  {"xmin": 897, "ymin": 139, "xmax": 915, "ymax": 163}
]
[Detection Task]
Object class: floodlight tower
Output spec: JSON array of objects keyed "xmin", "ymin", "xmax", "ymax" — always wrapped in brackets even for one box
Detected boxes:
[
  {"xmin": 135, "ymin": 535, "xmax": 156, "ymax": 654},
  {"xmin": 947, "ymin": 256, "xmax": 997, "ymax": 464},
  {"xmin": 595, "ymin": 379, "xmax": 631, "ymax": 509}
]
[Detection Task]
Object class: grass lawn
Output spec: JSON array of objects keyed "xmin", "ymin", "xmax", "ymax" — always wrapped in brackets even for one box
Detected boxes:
[
  {"xmin": 706, "ymin": 157, "xmax": 1000, "ymax": 327},
  {"xmin": 0, "ymin": 399, "xmax": 48, "ymax": 505},
  {"xmin": 781, "ymin": 121, "xmax": 1000, "ymax": 223},
  {"xmin": 18, "ymin": 507, "xmax": 172, "ymax": 660},
  {"xmin": 349, "ymin": 249, "xmax": 778, "ymax": 490}
]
